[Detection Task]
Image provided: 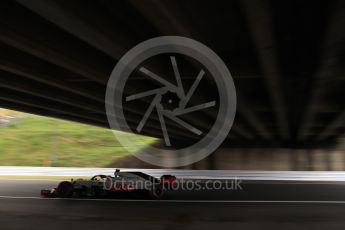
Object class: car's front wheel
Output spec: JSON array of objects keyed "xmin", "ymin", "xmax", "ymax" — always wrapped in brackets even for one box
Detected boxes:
[{"xmin": 56, "ymin": 181, "xmax": 73, "ymax": 198}]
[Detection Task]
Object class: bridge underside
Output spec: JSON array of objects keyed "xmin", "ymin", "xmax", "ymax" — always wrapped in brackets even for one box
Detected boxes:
[{"xmin": 0, "ymin": 0, "xmax": 344, "ymax": 148}]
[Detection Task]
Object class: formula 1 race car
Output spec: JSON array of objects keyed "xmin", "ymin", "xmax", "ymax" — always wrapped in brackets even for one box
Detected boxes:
[{"xmin": 41, "ymin": 169, "xmax": 177, "ymax": 199}]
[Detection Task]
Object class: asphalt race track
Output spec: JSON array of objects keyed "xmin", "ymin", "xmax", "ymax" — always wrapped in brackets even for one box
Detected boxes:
[{"xmin": 1, "ymin": 178, "xmax": 345, "ymax": 230}]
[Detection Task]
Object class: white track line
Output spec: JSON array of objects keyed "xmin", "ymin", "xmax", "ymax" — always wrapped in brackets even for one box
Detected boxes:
[
  {"xmin": 2, "ymin": 167, "xmax": 345, "ymax": 182},
  {"xmin": 1, "ymin": 196, "xmax": 345, "ymax": 204}
]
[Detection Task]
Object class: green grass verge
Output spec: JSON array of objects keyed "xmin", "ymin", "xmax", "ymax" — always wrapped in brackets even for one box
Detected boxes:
[{"xmin": 0, "ymin": 109, "xmax": 156, "ymax": 167}]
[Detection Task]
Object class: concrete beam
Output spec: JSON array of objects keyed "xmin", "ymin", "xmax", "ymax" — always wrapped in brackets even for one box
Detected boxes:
[{"xmin": 241, "ymin": 0, "xmax": 290, "ymax": 140}]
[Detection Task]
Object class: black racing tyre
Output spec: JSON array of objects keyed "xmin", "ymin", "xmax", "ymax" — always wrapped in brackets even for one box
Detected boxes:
[
  {"xmin": 56, "ymin": 181, "xmax": 74, "ymax": 198},
  {"xmin": 149, "ymin": 185, "xmax": 166, "ymax": 199}
]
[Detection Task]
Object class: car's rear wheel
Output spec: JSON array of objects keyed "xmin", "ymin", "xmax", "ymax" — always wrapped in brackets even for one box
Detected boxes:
[
  {"xmin": 56, "ymin": 181, "xmax": 73, "ymax": 198},
  {"xmin": 149, "ymin": 185, "xmax": 166, "ymax": 199}
]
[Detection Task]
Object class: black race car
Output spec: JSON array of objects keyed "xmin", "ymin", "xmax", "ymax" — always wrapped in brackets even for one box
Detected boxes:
[{"xmin": 41, "ymin": 169, "xmax": 176, "ymax": 199}]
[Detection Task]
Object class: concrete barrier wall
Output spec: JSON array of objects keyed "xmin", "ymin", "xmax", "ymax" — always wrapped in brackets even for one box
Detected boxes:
[{"xmin": 109, "ymin": 146, "xmax": 345, "ymax": 170}]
